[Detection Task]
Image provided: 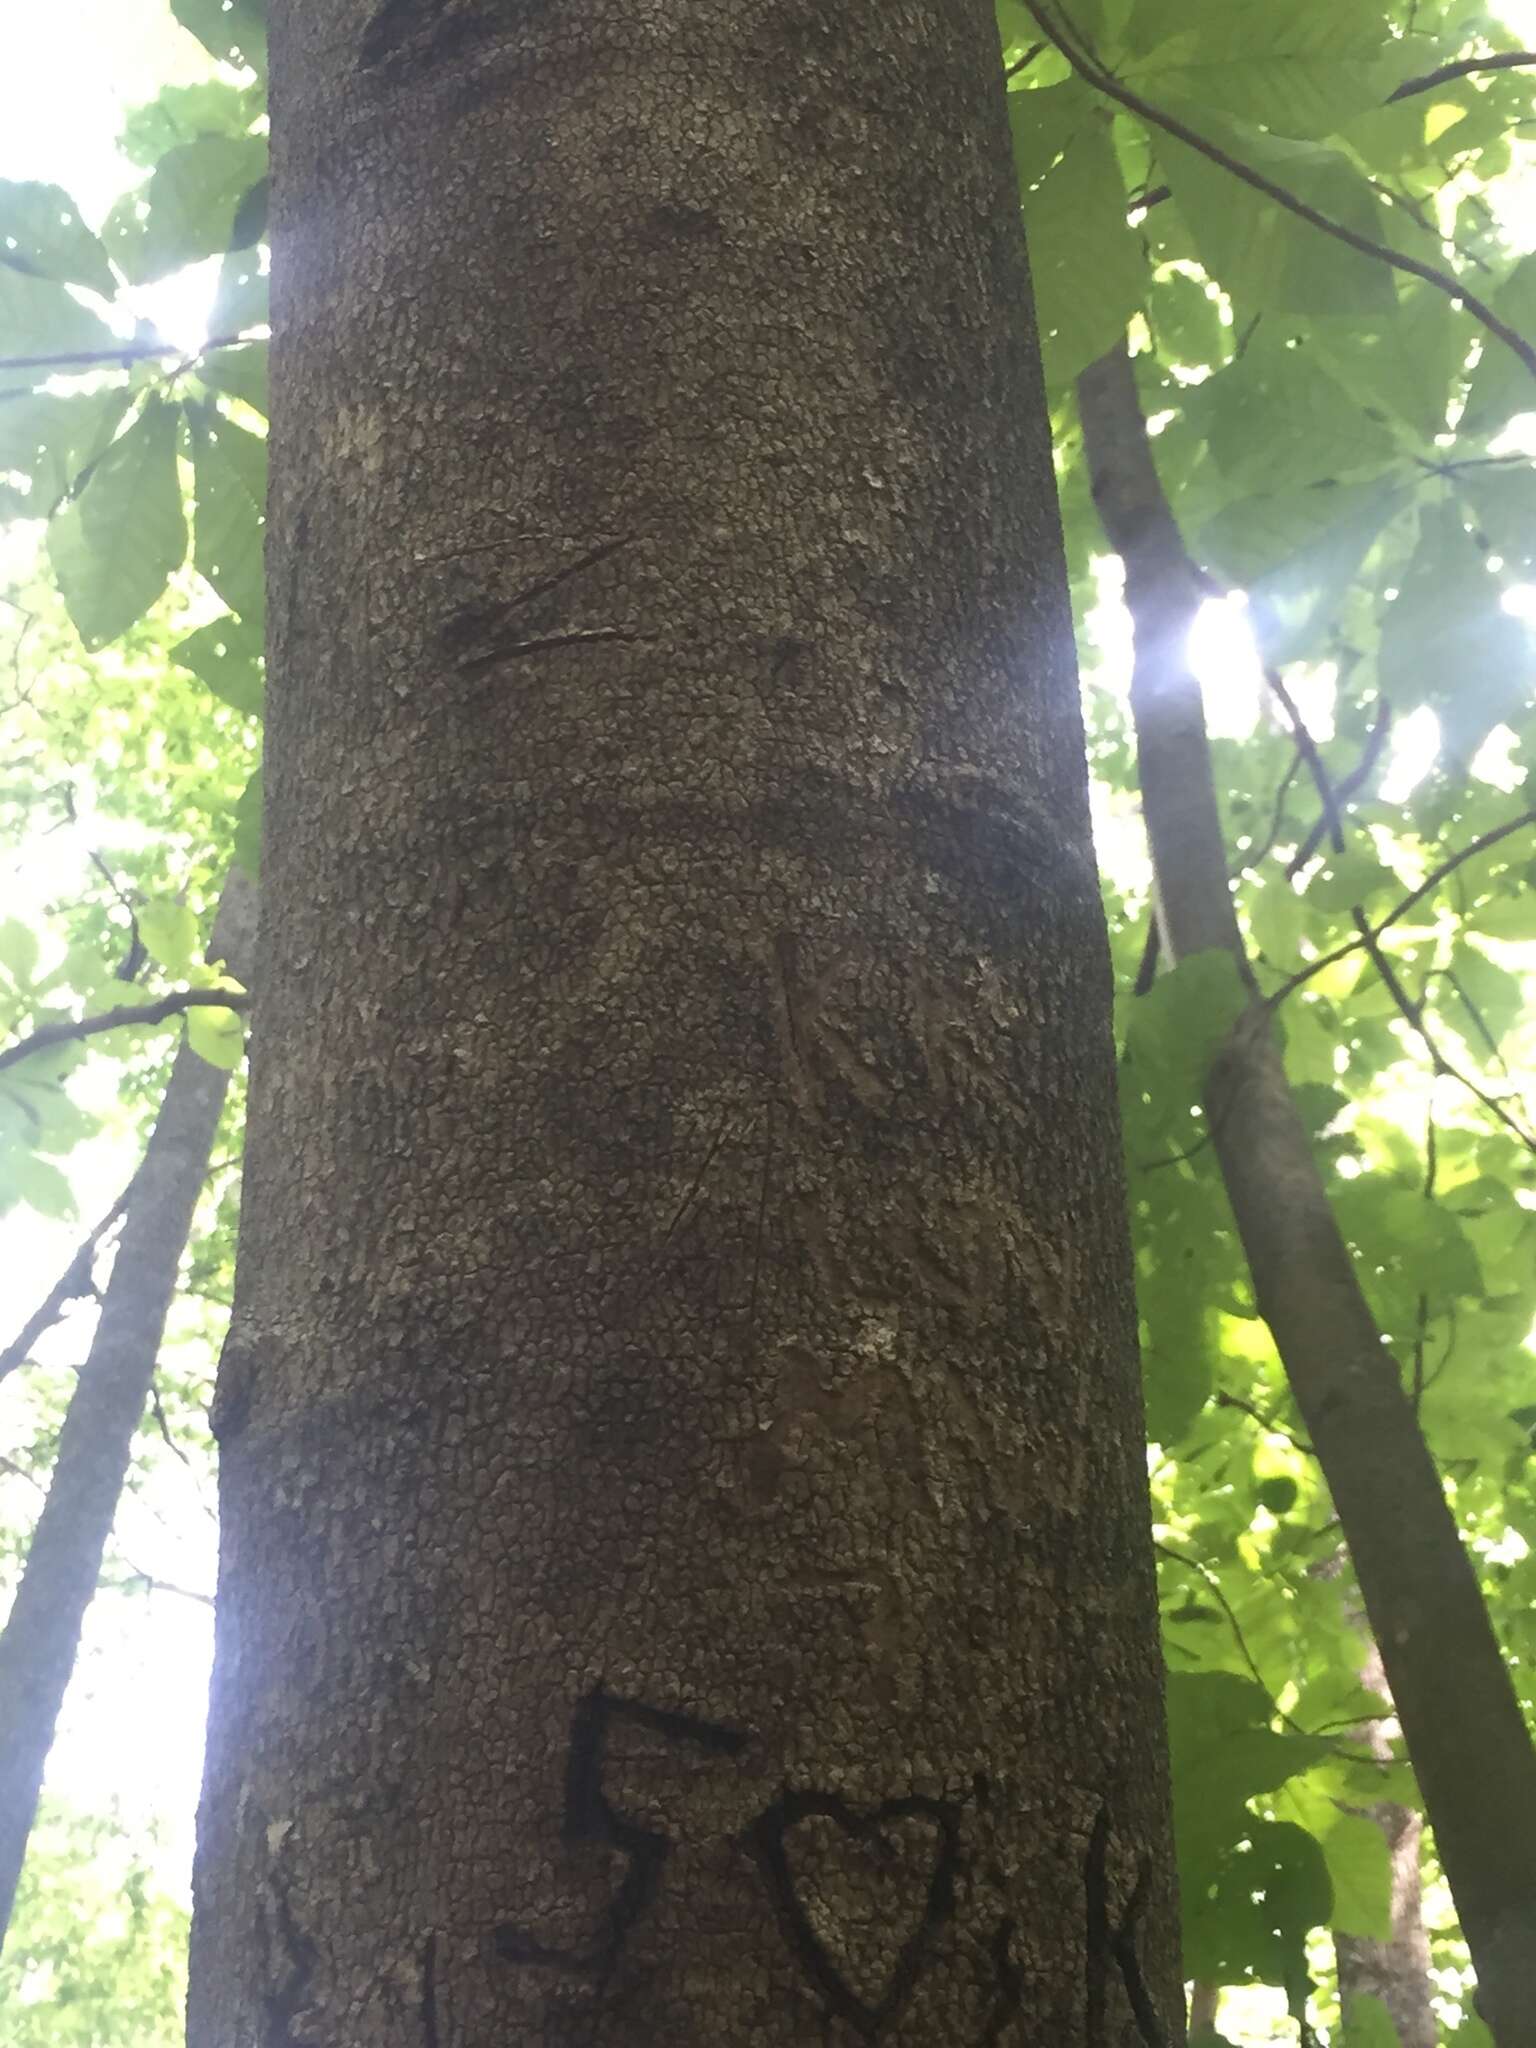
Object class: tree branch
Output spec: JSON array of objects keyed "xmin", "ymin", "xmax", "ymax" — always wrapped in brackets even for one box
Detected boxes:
[
  {"xmin": 1389, "ymin": 51, "xmax": 1536, "ymax": 101},
  {"xmin": 1266, "ymin": 805, "xmax": 1536, "ymax": 1010},
  {"xmin": 0, "ymin": 333, "xmax": 256, "ymax": 375},
  {"xmin": 0, "ymin": 988, "xmax": 249, "ymax": 1078},
  {"xmin": 0, "ymin": 1176, "xmax": 137, "ymax": 1388},
  {"xmin": 1023, "ymin": 0, "xmax": 1536, "ymax": 388}
]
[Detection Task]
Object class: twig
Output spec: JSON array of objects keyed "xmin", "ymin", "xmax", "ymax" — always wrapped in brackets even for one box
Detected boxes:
[
  {"xmin": 1266, "ymin": 805, "xmax": 1536, "ymax": 1009},
  {"xmin": 1351, "ymin": 909, "xmax": 1536, "ymax": 1152},
  {"xmin": 1288, "ymin": 704, "xmax": 1392, "ymax": 877},
  {"xmin": 0, "ymin": 988, "xmax": 250, "ymax": 1077},
  {"xmin": 1021, "ymin": 0, "xmax": 1536, "ymax": 387},
  {"xmin": 1214, "ymin": 1387, "xmax": 1314, "ymax": 1458},
  {"xmin": 0, "ymin": 332, "xmax": 255, "ymax": 375},
  {"xmin": 0, "ymin": 1178, "xmax": 136, "ymax": 1385},
  {"xmin": 1006, "ymin": 40, "xmax": 1046, "ymax": 79},
  {"xmin": 1389, "ymin": 51, "xmax": 1536, "ymax": 101},
  {"xmin": 1157, "ymin": 1541, "xmax": 1379, "ymax": 1762},
  {"xmin": 147, "ymin": 1380, "xmax": 197, "ymax": 1471}
]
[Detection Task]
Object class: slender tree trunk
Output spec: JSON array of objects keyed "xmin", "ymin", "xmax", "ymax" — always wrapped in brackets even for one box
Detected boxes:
[
  {"xmin": 189, "ymin": 7, "xmax": 1182, "ymax": 2042},
  {"xmin": 1335, "ymin": 1638, "xmax": 1436, "ymax": 2048},
  {"xmin": 1187, "ymin": 1981, "xmax": 1221, "ymax": 2037},
  {"xmin": 0, "ymin": 872, "xmax": 251, "ymax": 1945},
  {"xmin": 1077, "ymin": 339, "xmax": 1536, "ymax": 2045}
]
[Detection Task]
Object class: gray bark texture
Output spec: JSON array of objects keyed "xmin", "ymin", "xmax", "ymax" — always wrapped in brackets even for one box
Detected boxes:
[
  {"xmin": 188, "ymin": 8, "xmax": 1182, "ymax": 2044},
  {"xmin": 0, "ymin": 862, "xmax": 249, "ymax": 1945}
]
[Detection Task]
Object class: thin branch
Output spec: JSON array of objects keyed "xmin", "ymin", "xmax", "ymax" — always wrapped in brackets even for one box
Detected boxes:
[
  {"xmin": 1264, "ymin": 667, "xmax": 1345, "ymax": 855},
  {"xmin": 1214, "ymin": 1387, "xmax": 1315, "ymax": 1458},
  {"xmin": 1006, "ymin": 40, "xmax": 1047, "ymax": 80},
  {"xmin": 147, "ymin": 1380, "xmax": 197, "ymax": 1472},
  {"xmin": 1157, "ymin": 1542, "xmax": 1380, "ymax": 1761},
  {"xmin": 1023, "ymin": 0, "xmax": 1536, "ymax": 387},
  {"xmin": 1288, "ymin": 704, "xmax": 1392, "ymax": 878},
  {"xmin": 0, "ymin": 988, "xmax": 250, "ymax": 1078},
  {"xmin": 1266, "ymin": 805, "xmax": 1536, "ymax": 1009},
  {"xmin": 1350, "ymin": 908, "xmax": 1536, "ymax": 1152},
  {"xmin": 0, "ymin": 332, "xmax": 256, "ymax": 375},
  {"xmin": 1389, "ymin": 51, "xmax": 1536, "ymax": 101},
  {"xmin": 0, "ymin": 1178, "xmax": 135, "ymax": 1386}
]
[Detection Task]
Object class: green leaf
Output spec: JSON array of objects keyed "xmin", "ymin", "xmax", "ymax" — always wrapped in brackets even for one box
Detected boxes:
[
  {"xmin": 1126, "ymin": 1, "xmax": 1385, "ymax": 140},
  {"xmin": 0, "ymin": 265, "xmax": 117, "ymax": 363},
  {"xmin": 187, "ymin": 1003, "xmax": 245, "ymax": 1070},
  {"xmin": 210, "ymin": 242, "xmax": 267, "ymax": 337},
  {"xmin": 1008, "ymin": 81, "xmax": 1093, "ymax": 193},
  {"xmin": 198, "ymin": 339, "xmax": 267, "ymax": 417},
  {"xmin": 1, "ymin": 1151, "xmax": 75, "ymax": 1222},
  {"xmin": 47, "ymin": 397, "xmax": 188, "ymax": 649},
  {"xmin": 172, "ymin": 614, "xmax": 264, "ymax": 716},
  {"xmin": 1460, "ymin": 463, "xmax": 1536, "ymax": 576},
  {"xmin": 1461, "ymin": 252, "xmax": 1536, "ymax": 437},
  {"xmin": 0, "ymin": 385, "xmax": 131, "ymax": 516},
  {"xmin": 1377, "ymin": 503, "xmax": 1531, "ymax": 764},
  {"xmin": 189, "ymin": 406, "xmax": 267, "ymax": 624},
  {"xmin": 1192, "ymin": 338, "xmax": 1399, "ymax": 499},
  {"xmin": 0, "ymin": 918, "xmax": 39, "ymax": 987},
  {"xmin": 172, "ymin": 0, "xmax": 267, "ymax": 76},
  {"xmin": 233, "ymin": 766, "xmax": 262, "ymax": 878},
  {"xmin": 1309, "ymin": 287, "xmax": 1467, "ymax": 444},
  {"xmin": 1241, "ymin": 480, "xmax": 1403, "ymax": 665},
  {"xmin": 0, "ymin": 181, "xmax": 115, "ymax": 297},
  {"xmin": 1123, "ymin": 949, "xmax": 1249, "ymax": 1107},
  {"xmin": 119, "ymin": 79, "xmax": 262, "ymax": 167},
  {"xmin": 124, "ymin": 138, "xmax": 269, "ymax": 286},
  {"xmin": 1340, "ymin": 1994, "xmax": 1398, "ymax": 2047},
  {"xmin": 1183, "ymin": 1820, "xmax": 1332, "ymax": 1994},
  {"xmin": 1157, "ymin": 106, "xmax": 1396, "ymax": 319},
  {"xmin": 1321, "ymin": 1809, "xmax": 1394, "ymax": 1941},
  {"xmin": 1023, "ymin": 118, "xmax": 1145, "ymax": 389},
  {"xmin": 138, "ymin": 902, "xmax": 199, "ymax": 975}
]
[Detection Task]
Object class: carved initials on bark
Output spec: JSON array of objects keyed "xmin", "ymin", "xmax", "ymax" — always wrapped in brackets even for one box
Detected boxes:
[
  {"xmin": 492, "ymin": 1687, "xmax": 749, "ymax": 1983},
  {"xmin": 745, "ymin": 1789, "xmax": 959, "ymax": 2039},
  {"xmin": 1085, "ymin": 1806, "xmax": 1169, "ymax": 2047}
]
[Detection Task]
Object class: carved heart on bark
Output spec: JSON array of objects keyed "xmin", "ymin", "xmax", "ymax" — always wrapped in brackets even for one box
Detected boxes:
[{"xmin": 748, "ymin": 1790, "xmax": 958, "ymax": 2036}]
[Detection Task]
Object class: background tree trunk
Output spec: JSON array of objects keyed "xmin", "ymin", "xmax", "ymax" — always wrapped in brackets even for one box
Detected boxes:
[
  {"xmin": 188, "ymin": 7, "xmax": 1181, "ymax": 2042},
  {"xmin": 0, "ymin": 870, "xmax": 250, "ymax": 1945},
  {"xmin": 1077, "ymin": 339, "xmax": 1536, "ymax": 2043},
  {"xmin": 1335, "ymin": 1637, "xmax": 1436, "ymax": 2048}
]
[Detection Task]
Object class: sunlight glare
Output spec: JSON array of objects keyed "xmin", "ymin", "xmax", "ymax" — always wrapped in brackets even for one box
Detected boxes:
[
  {"xmin": 1380, "ymin": 704, "xmax": 1442, "ymax": 803},
  {"xmin": 129, "ymin": 255, "xmax": 222, "ymax": 357},
  {"xmin": 1189, "ymin": 593, "xmax": 1263, "ymax": 739}
]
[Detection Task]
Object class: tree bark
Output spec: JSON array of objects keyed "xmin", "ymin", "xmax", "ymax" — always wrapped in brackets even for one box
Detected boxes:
[
  {"xmin": 0, "ymin": 871, "xmax": 251, "ymax": 1946},
  {"xmin": 188, "ymin": 7, "xmax": 1182, "ymax": 2044},
  {"xmin": 1187, "ymin": 1981, "xmax": 1221, "ymax": 2037},
  {"xmin": 1335, "ymin": 1639, "xmax": 1435, "ymax": 2048},
  {"xmin": 1077, "ymin": 339, "xmax": 1536, "ymax": 2046}
]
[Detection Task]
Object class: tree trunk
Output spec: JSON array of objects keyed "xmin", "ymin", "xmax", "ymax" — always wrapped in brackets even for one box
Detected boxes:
[
  {"xmin": 1187, "ymin": 1981, "xmax": 1221, "ymax": 2037},
  {"xmin": 0, "ymin": 870, "xmax": 251, "ymax": 1944},
  {"xmin": 1335, "ymin": 1640, "xmax": 1436, "ymax": 2048},
  {"xmin": 188, "ymin": 9, "xmax": 1181, "ymax": 2043}
]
